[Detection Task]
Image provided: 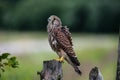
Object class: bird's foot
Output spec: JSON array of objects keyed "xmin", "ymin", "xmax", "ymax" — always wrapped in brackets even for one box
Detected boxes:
[{"xmin": 54, "ymin": 56, "xmax": 64, "ymax": 63}]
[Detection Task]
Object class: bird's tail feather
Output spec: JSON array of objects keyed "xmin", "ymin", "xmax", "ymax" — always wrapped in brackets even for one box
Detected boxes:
[
  {"xmin": 74, "ymin": 66, "xmax": 82, "ymax": 75},
  {"xmin": 67, "ymin": 53, "xmax": 80, "ymax": 66}
]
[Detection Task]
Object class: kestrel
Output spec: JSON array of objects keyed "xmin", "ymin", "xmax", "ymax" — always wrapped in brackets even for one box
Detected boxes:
[{"xmin": 47, "ymin": 15, "xmax": 82, "ymax": 75}]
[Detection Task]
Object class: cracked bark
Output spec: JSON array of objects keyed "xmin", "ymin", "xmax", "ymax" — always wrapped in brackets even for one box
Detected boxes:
[{"xmin": 37, "ymin": 60, "xmax": 63, "ymax": 80}]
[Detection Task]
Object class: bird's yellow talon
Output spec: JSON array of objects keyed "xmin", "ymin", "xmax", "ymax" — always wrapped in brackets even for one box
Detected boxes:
[
  {"xmin": 55, "ymin": 58, "xmax": 60, "ymax": 61},
  {"xmin": 54, "ymin": 56, "xmax": 64, "ymax": 62},
  {"xmin": 60, "ymin": 56, "xmax": 64, "ymax": 62}
]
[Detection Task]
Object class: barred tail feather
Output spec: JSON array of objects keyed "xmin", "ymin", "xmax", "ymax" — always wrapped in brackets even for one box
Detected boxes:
[
  {"xmin": 67, "ymin": 53, "xmax": 80, "ymax": 66},
  {"xmin": 67, "ymin": 53, "xmax": 82, "ymax": 75},
  {"xmin": 74, "ymin": 66, "xmax": 82, "ymax": 75}
]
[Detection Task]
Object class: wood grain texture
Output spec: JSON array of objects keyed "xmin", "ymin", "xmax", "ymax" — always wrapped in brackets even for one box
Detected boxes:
[{"xmin": 37, "ymin": 60, "xmax": 63, "ymax": 80}]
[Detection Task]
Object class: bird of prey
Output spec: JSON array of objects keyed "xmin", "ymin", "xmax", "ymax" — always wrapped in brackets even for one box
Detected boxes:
[
  {"xmin": 47, "ymin": 15, "xmax": 82, "ymax": 75},
  {"xmin": 89, "ymin": 67, "xmax": 104, "ymax": 80}
]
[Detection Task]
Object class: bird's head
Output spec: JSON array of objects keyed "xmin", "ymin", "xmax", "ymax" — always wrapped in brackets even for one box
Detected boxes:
[{"xmin": 47, "ymin": 15, "xmax": 62, "ymax": 27}]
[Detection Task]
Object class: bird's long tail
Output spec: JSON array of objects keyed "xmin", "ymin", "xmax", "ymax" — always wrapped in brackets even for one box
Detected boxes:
[{"xmin": 73, "ymin": 66, "xmax": 82, "ymax": 75}]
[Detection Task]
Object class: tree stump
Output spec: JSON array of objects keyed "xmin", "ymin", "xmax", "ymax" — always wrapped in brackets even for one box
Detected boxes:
[{"xmin": 37, "ymin": 60, "xmax": 63, "ymax": 80}]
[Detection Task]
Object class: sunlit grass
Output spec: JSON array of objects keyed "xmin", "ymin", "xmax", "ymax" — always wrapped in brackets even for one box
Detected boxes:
[
  {"xmin": 0, "ymin": 48, "xmax": 117, "ymax": 80},
  {"xmin": 79, "ymin": 48, "xmax": 113, "ymax": 62}
]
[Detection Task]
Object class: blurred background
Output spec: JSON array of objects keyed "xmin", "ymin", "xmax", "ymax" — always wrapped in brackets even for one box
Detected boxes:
[{"xmin": 0, "ymin": 0, "xmax": 119, "ymax": 80}]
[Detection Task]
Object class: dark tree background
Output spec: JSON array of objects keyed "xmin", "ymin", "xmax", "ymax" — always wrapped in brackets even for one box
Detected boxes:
[{"xmin": 0, "ymin": 0, "xmax": 119, "ymax": 33}]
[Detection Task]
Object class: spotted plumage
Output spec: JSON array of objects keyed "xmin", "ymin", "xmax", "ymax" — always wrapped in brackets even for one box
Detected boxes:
[{"xmin": 47, "ymin": 15, "xmax": 82, "ymax": 75}]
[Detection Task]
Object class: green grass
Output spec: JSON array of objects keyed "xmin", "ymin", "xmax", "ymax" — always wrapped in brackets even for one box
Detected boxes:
[
  {"xmin": 79, "ymin": 48, "xmax": 113, "ymax": 62},
  {"xmin": 0, "ymin": 48, "xmax": 117, "ymax": 80},
  {"xmin": 0, "ymin": 53, "xmax": 57, "ymax": 80},
  {"xmin": 0, "ymin": 32, "xmax": 118, "ymax": 80}
]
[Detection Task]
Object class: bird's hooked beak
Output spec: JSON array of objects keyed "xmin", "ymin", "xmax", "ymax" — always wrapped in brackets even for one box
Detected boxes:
[
  {"xmin": 48, "ymin": 15, "xmax": 62, "ymax": 27},
  {"xmin": 47, "ymin": 15, "xmax": 55, "ymax": 23}
]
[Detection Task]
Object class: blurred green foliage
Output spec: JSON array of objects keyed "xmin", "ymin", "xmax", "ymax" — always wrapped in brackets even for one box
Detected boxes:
[
  {"xmin": 0, "ymin": 0, "xmax": 119, "ymax": 33},
  {"xmin": 0, "ymin": 53, "xmax": 19, "ymax": 77}
]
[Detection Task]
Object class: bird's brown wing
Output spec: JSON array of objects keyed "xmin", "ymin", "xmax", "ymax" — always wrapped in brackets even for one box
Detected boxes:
[
  {"xmin": 61, "ymin": 26, "xmax": 73, "ymax": 46},
  {"xmin": 54, "ymin": 27, "xmax": 80, "ymax": 66}
]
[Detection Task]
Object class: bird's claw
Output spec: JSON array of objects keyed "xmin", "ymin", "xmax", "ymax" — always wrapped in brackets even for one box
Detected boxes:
[{"xmin": 54, "ymin": 56, "xmax": 64, "ymax": 63}]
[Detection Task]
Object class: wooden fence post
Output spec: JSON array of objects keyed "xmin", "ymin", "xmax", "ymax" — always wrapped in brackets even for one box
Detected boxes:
[
  {"xmin": 37, "ymin": 60, "xmax": 63, "ymax": 80},
  {"xmin": 89, "ymin": 67, "xmax": 104, "ymax": 80},
  {"xmin": 116, "ymin": 29, "xmax": 120, "ymax": 80}
]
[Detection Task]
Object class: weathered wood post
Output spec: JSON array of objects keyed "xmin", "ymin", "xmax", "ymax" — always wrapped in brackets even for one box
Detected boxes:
[
  {"xmin": 37, "ymin": 60, "xmax": 63, "ymax": 80},
  {"xmin": 89, "ymin": 67, "xmax": 104, "ymax": 80},
  {"xmin": 116, "ymin": 29, "xmax": 120, "ymax": 80}
]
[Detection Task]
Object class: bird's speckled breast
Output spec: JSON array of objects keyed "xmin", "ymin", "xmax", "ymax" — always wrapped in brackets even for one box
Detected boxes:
[{"xmin": 48, "ymin": 31, "xmax": 60, "ymax": 52}]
